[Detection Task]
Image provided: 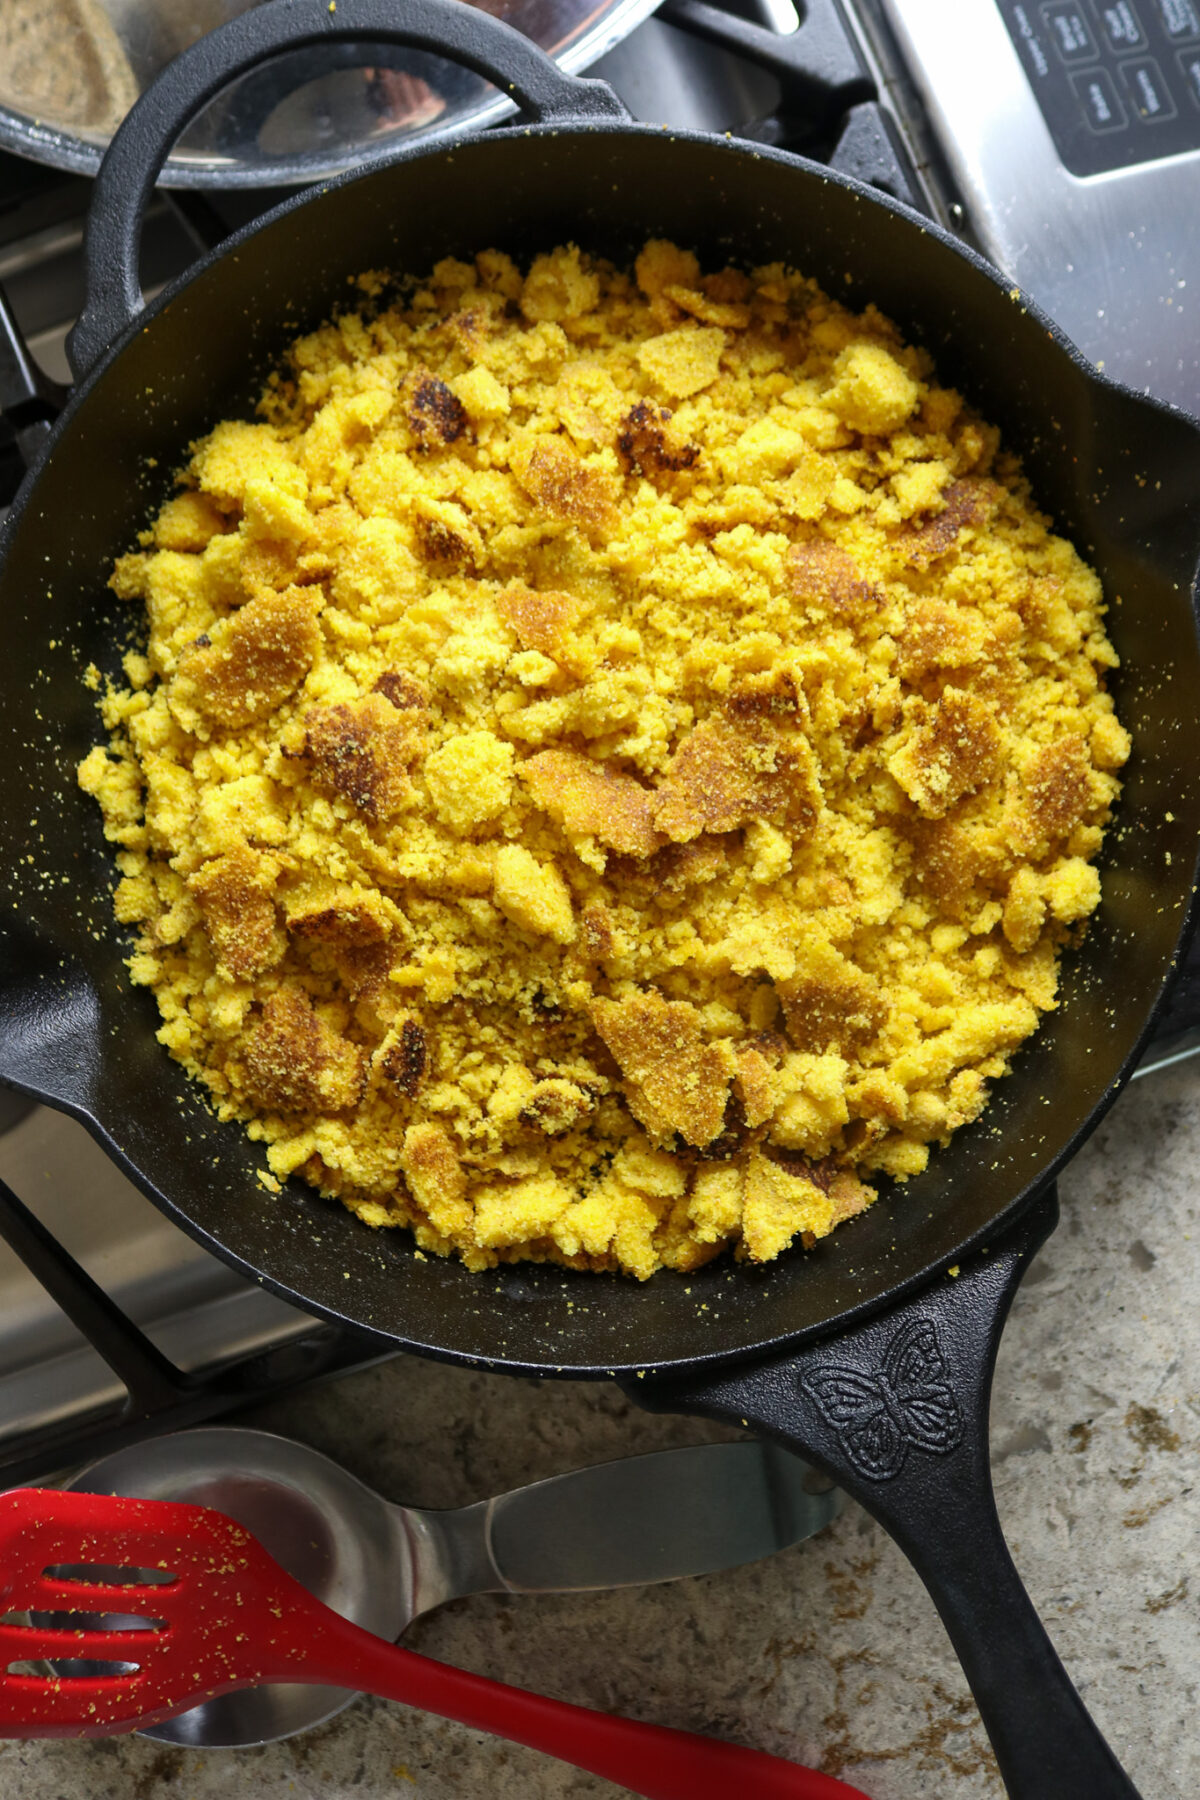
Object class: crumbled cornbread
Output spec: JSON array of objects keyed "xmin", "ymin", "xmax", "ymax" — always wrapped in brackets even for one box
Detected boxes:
[{"xmin": 78, "ymin": 242, "xmax": 1128, "ymax": 1279}]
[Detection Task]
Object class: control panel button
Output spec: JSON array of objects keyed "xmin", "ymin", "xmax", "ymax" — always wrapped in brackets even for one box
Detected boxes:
[
  {"xmin": 1091, "ymin": 0, "xmax": 1148, "ymax": 49},
  {"xmin": 1070, "ymin": 62, "xmax": 1130, "ymax": 123},
  {"xmin": 998, "ymin": 0, "xmax": 1200, "ymax": 171},
  {"xmin": 1120, "ymin": 53, "xmax": 1180, "ymax": 113},
  {"xmin": 1153, "ymin": 0, "xmax": 1200, "ymax": 40},
  {"xmin": 1045, "ymin": 3, "xmax": 1100, "ymax": 56}
]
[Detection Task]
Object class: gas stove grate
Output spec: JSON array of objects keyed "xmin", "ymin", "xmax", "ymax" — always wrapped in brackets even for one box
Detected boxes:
[{"xmin": 0, "ymin": 1161, "xmax": 385, "ymax": 1488}]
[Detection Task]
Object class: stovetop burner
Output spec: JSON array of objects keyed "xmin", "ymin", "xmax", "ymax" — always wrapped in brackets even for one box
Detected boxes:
[{"xmin": 0, "ymin": 0, "xmax": 1196, "ymax": 1487}]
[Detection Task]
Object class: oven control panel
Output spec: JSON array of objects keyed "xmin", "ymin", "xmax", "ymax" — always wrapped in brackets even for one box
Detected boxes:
[
  {"xmin": 994, "ymin": 0, "xmax": 1200, "ymax": 172},
  {"xmin": 875, "ymin": 0, "xmax": 1200, "ymax": 413}
]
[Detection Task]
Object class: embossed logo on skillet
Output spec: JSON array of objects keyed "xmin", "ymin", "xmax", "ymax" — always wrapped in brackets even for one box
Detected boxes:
[{"xmin": 801, "ymin": 1317, "xmax": 964, "ymax": 1481}]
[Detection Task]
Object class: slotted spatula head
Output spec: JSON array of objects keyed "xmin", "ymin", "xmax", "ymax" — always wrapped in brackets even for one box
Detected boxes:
[{"xmin": 0, "ymin": 1487, "xmax": 304, "ymax": 1737}]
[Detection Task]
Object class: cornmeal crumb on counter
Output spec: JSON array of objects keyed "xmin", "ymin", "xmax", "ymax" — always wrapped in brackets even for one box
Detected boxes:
[{"xmin": 78, "ymin": 241, "xmax": 1127, "ymax": 1278}]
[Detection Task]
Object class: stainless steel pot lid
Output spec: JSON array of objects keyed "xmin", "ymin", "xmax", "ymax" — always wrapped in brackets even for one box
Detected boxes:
[{"xmin": 0, "ymin": 0, "xmax": 659, "ymax": 187}]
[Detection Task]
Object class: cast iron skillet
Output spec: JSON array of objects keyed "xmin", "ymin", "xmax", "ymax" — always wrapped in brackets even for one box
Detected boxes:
[{"xmin": 1, "ymin": 2, "xmax": 1199, "ymax": 1792}]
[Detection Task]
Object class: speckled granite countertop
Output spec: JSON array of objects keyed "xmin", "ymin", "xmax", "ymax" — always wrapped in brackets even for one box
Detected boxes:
[{"xmin": 4, "ymin": 1058, "xmax": 1197, "ymax": 1800}]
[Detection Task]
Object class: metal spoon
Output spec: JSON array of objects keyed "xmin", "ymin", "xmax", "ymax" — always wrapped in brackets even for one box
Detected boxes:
[{"xmin": 63, "ymin": 1425, "xmax": 839, "ymax": 1750}]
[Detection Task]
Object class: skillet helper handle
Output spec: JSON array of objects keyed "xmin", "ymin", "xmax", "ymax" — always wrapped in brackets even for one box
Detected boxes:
[
  {"xmin": 630, "ymin": 1185, "xmax": 1143, "ymax": 1800},
  {"xmin": 68, "ymin": 0, "xmax": 627, "ymax": 380}
]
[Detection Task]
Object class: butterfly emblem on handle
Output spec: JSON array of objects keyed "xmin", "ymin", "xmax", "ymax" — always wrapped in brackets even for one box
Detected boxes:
[{"xmin": 800, "ymin": 1316, "xmax": 964, "ymax": 1482}]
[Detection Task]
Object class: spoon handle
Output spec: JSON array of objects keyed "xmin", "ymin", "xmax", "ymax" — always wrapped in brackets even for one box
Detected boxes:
[
  {"xmin": 403, "ymin": 1439, "xmax": 837, "ymax": 1613},
  {"xmin": 292, "ymin": 1617, "xmax": 869, "ymax": 1800}
]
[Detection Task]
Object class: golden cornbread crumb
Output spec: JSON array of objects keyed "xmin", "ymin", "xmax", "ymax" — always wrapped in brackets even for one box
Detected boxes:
[
  {"xmin": 425, "ymin": 730, "xmax": 514, "ymax": 832},
  {"xmin": 79, "ymin": 242, "xmax": 1128, "ymax": 1279},
  {"xmin": 825, "ymin": 342, "xmax": 919, "ymax": 436},
  {"xmin": 493, "ymin": 844, "xmax": 576, "ymax": 945}
]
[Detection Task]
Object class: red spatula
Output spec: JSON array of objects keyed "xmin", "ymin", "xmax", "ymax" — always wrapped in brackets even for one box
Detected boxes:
[{"xmin": 0, "ymin": 1488, "xmax": 869, "ymax": 1798}]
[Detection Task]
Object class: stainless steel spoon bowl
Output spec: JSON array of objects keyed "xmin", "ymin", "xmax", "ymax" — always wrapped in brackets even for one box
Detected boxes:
[{"xmin": 62, "ymin": 1425, "xmax": 839, "ymax": 1749}]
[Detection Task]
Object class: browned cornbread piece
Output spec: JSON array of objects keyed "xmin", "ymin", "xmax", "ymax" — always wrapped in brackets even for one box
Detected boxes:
[
  {"xmin": 903, "ymin": 476, "xmax": 1001, "ymax": 568},
  {"xmin": 240, "ymin": 989, "xmax": 364, "ymax": 1115},
  {"xmin": 785, "ymin": 540, "xmax": 879, "ymax": 618},
  {"xmin": 78, "ymin": 240, "xmax": 1128, "ymax": 1278},
  {"xmin": 896, "ymin": 599, "xmax": 990, "ymax": 681},
  {"xmin": 497, "ymin": 585, "xmax": 593, "ymax": 678},
  {"xmin": 591, "ymin": 991, "xmax": 736, "ymax": 1147},
  {"xmin": 888, "ymin": 688, "xmax": 1004, "ymax": 818},
  {"xmin": 510, "ymin": 435, "xmax": 617, "ymax": 536},
  {"xmin": 777, "ymin": 942, "xmax": 889, "ymax": 1057},
  {"xmin": 653, "ymin": 715, "xmax": 822, "ymax": 842},
  {"xmin": 522, "ymin": 749, "xmax": 664, "ymax": 858},
  {"xmin": 403, "ymin": 372, "xmax": 469, "ymax": 448},
  {"xmin": 741, "ymin": 1152, "xmax": 875, "ymax": 1260},
  {"xmin": 616, "ymin": 399, "xmax": 700, "ymax": 478},
  {"xmin": 283, "ymin": 693, "xmax": 425, "ymax": 820},
  {"xmin": 189, "ymin": 844, "xmax": 281, "ymax": 981},
  {"xmin": 1014, "ymin": 737, "xmax": 1095, "ymax": 854},
  {"xmin": 172, "ymin": 587, "xmax": 321, "ymax": 729},
  {"xmin": 376, "ymin": 1018, "xmax": 428, "ymax": 1097}
]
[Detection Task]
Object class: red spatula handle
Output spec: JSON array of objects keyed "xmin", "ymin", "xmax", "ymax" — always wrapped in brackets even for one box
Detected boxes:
[{"xmin": 286, "ymin": 1611, "xmax": 869, "ymax": 1800}]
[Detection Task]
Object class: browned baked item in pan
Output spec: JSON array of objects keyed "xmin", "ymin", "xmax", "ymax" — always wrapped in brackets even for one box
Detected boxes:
[{"xmin": 80, "ymin": 242, "xmax": 1128, "ymax": 1276}]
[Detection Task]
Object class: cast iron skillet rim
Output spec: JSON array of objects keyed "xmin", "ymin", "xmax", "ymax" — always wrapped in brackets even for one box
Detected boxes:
[
  {"xmin": 13, "ymin": 114, "xmax": 1200, "ymax": 459},
  {"xmin": 5, "ymin": 117, "xmax": 1200, "ymax": 1377},
  {"xmin": 10, "ymin": 115, "xmax": 1200, "ymax": 558},
  {"xmin": 11, "ymin": 115, "xmax": 1200, "ymax": 543}
]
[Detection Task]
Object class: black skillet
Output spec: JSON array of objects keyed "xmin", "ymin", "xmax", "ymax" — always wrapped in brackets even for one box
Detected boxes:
[{"xmin": 1, "ymin": 2, "xmax": 1198, "ymax": 1793}]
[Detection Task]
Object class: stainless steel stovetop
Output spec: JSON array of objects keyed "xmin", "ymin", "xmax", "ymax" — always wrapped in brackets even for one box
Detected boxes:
[
  {"xmin": 1, "ymin": 0, "xmax": 1198, "ymax": 1480},
  {"xmin": 872, "ymin": 0, "xmax": 1200, "ymax": 413}
]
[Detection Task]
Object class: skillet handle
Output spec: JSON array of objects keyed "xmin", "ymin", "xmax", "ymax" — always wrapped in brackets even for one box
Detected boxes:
[
  {"xmin": 67, "ymin": 0, "xmax": 627, "ymax": 381},
  {"xmin": 627, "ymin": 1186, "xmax": 1144, "ymax": 1800}
]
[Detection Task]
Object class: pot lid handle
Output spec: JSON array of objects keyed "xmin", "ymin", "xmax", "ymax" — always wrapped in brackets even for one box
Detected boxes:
[{"xmin": 67, "ymin": 0, "xmax": 628, "ymax": 381}]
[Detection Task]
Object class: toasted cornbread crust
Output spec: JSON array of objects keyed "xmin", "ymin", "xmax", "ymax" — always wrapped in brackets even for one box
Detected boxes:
[{"xmin": 78, "ymin": 242, "xmax": 1128, "ymax": 1278}]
